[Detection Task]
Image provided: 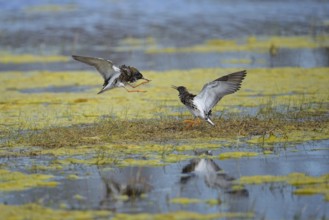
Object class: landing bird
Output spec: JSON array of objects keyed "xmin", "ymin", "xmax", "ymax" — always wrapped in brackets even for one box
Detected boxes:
[
  {"xmin": 72, "ymin": 55, "xmax": 150, "ymax": 94},
  {"xmin": 172, "ymin": 70, "xmax": 247, "ymax": 126}
]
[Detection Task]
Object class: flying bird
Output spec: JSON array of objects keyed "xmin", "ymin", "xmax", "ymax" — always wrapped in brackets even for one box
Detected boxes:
[
  {"xmin": 172, "ymin": 70, "xmax": 247, "ymax": 126},
  {"xmin": 72, "ymin": 55, "xmax": 150, "ymax": 94}
]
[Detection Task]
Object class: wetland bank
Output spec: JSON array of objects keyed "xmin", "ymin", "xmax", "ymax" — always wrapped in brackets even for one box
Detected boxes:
[{"xmin": 1, "ymin": 0, "xmax": 329, "ymax": 220}]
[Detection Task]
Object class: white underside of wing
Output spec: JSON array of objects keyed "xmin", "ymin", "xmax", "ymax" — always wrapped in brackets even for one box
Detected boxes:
[
  {"xmin": 102, "ymin": 72, "xmax": 122, "ymax": 91},
  {"xmin": 194, "ymin": 81, "xmax": 227, "ymax": 114},
  {"xmin": 112, "ymin": 65, "xmax": 120, "ymax": 72},
  {"xmin": 72, "ymin": 55, "xmax": 119, "ymax": 81}
]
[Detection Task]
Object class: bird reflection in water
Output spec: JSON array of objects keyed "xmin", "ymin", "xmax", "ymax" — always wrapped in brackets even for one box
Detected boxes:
[
  {"xmin": 98, "ymin": 167, "xmax": 152, "ymax": 210},
  {"xmin": 180, "ymin": 150, "xmax": 248, "ymax": 197}
]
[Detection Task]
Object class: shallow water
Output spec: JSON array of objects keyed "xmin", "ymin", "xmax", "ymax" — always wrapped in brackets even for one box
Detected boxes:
[
  {"xmin": 0, "ymin": 140, "xmax": 328, "ymax": 219},
  {"xmin": 1, "ymin": 0, "xmax": 329, "ymax": 71},
  {"xmin": 0, "ymin": 0, "xmax": 329, "ymax": 220}
]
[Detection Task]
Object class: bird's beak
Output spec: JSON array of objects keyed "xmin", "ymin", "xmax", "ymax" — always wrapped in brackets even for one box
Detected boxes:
[
  {"xmin": 171, "ymin": 85, "xmax": 178, "ymax": 90},
  {"xmin": 142, "ymin": 77, "xmax": 151, "ymax": 82}
]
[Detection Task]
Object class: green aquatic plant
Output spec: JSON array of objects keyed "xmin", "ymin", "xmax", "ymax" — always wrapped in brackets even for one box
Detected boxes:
[
  {"xmin": 218, "ymin": 151, "xmax": 259, "ymax": 159},
  {"xmin": 112, "ymin": 211, "xmax": 254, "ymax": 220},
  {"xmin": 0, "ymin": 203, "xmax": 110, "ymax": 220},
  {"xmin": 0, "ymin": 169, "xmax": 58, "ymax": 192},
  {"xmin": 235, "ymin": 173, "xmax": 329, "ymax": 201},
  {"xmin": 0, "ymin": 53, "xmax": 69, "ymax": 63},
  {"xmin": 170, "ymin": 197, "xmax": 221, "ymax": 206}
]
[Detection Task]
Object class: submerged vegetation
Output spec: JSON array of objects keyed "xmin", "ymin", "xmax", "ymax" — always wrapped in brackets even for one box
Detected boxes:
[
  {"xmin": 0, "ymin": 203, "xmax": 110, "ymax": 220},
  {"xmin": 0, "ymin": 169, "xmax": 58, "ymax": 191},
  {"xmin": 0, "ymin": 203, "xmax": 254, "ymax": 220},
  {"xmin": 235, "ymin": 173, "xmax": 329, "ymax": 202}
]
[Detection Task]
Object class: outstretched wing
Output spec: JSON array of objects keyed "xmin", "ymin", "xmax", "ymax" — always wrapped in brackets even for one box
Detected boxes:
[
  {"xmin": 72, "ymin": 55, "xmax": 120, "ymax": 80},
  {"xmin": 194, "ymin": 70, "xmax": 247, "ymax": 113}
]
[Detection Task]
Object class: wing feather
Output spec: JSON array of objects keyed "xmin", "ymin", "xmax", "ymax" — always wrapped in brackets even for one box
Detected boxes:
[
  {"xmin": 194, "ymin": 70, "xmax": 247, "ymax": 113},
  {"xmin": 72, "ymin": 55, "xmax": 120, "ymax": 80}
]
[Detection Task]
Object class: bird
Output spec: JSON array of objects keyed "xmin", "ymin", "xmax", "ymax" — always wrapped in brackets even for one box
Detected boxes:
[
  {"xmin": 180, "ymin": 150, "xmax": 249, "ymax": 196},
  {"xmin": 172, "ymin": 70, "xmax": 247, "ymax": 126},
  {"xmin": 72, "ymin": 55, "xmax": 150, "ymax": 94}
]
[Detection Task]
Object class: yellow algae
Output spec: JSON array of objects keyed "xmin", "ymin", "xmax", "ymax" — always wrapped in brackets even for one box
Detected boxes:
[
  {"xmin": 263, "ymin": 150, "xmax": 274, "ymax": 155},
  {"xmin": 238, "ymin": 175, "xmax": 287, "ymax": 185},
  {"xmin": 112, "ymin": 211, "xmax": 254, "ymax": 220},
  {"xmin": 41, "ymin": 146, "xmax": 95, "ymax": 157},
  {"xmin": 231, "ymin": 184, "xmax": 246, "ymax": 192},
  {"xmin": 66, "ymin": 174, "xmax": 79, "ymax": 180},
  {"xmin": 0, "ymin": 54, "xmax": 69, "ymax": 64},
  {"xmin": 170, "ymin": 197, "xmax": 202, "ymax": 205},
  {"xmin": 237, "ymin": 173, "xmax": 329, "ymax": 185},
  {"xmin": 24, "ymin": 4, "xmax": 76, "ymax": 13},
  {"xmin": 293, "ymin": 183, "xmax": 329, "ymax": 197},
  {"xmin": 248, "ymin": 134, "xmax": 285, "ymax": 144},
  {"xmin": 0, "ymin": 169, "xmax": 58, "ymax": 192},
  {"xmin": 7, "ymin": 143, "xmax": 197, "ymax": 168},
  {"xmin": 206, "ymin": 38, "xmax": 237, "ymax": 46},
  {"xmin": 116, "ymin": 195, "xmax": 130, "ymax": 201},
  {"xmin": 73, "ymin": 194, "xmax": 86, "ymax": 201},
  {"xmin": 0, "ymin": 203, "xmax": 110, "ymax": 220},
  {"xmin": 146, "ymin": 35, "xmax": 329, "ymax": 54},
  {"xmin": 120, "ymin": 158, "xmax": 164, "ymax": 167},
  {"xmin": 175, "ymin": 143, "xmax": 221, "ymax": 152},
  {"xmin": 30, "ymin": 164, "xmax": 63, "ymax": 171},
  {"xmin": 287, "ymin": 173, "xmax": 329, "ymax": 186},
  {"xmin": 162, "ymin": 153, "xmax": 194, "ymax": 163},
  {"xmin": 219, "ymin": 151, "xmax": 259, "ymax": 160},
  {"xmin": 236, "ymin": 173, "xmax": 329, "ymax": 201},
  {"xmin": 205, "ymin": 199, "xmax": 220, "ymax": 206},
  {"xmin": 54, "ymin": 157, "xmax": 115, "ymax": 166},
  {"xmin": 0, "ymin": 67, "xmax": 328, "ymax": 132},
  {"xmin": 170, "ymin": 197, "xmax": 220, "ymax": 206},
  {"xmin": 248, "ymin": 128, "xmax": 329, "ymax": 145}
]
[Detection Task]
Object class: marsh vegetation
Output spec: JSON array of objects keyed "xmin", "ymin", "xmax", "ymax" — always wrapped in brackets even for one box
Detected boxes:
[{"xmin": 0, "ymin": 0, "xmax": 329, "ymax": 220}]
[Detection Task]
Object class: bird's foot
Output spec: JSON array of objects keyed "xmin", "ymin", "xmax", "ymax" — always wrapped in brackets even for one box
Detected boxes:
[
  {"xmin": 128, "ymin": 79, "xmax": 151, "ymax": 88},
  {"xmin": 183, "ymin": 118, "xmax": 201, "ymax": 128},
  {"xmin": 126, "ymin": 89, "xmax": 147, "ymax": 93},
  {"xmin": 123, "ymin": 87, "xmax": 147, "ymax": 92}
]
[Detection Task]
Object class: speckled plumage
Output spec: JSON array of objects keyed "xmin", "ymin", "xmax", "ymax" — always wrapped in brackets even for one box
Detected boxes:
[
  {"xmin": 72, "ymin": 55, "xmax": 149, "ymax": 94},
  {"xmin": 118, "ymin": 65, "xmax": 144, "ymax": 84},
  {"xmin": 173, "ymin": 70, "xmax": 247, "ymax": 126}
]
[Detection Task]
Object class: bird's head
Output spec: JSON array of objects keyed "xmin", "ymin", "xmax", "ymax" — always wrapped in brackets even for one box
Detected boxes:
[
  {"xmin": 128, "ymin": 66, "xmax": 150, "ymax": 82},
  {"xmin": 171, "ymin": 85, "xmax": 188, "ymax": 94}
]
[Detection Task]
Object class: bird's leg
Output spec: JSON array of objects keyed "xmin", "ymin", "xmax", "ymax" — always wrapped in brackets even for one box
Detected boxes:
[
  {"xmin": 123, "ymin": 87, "xmax": 147, "ymax": 93},
  {"xmin": 183, "ymin": 120, "xmax": 194, "ymax": 129},
  {"xmin": 127, "ymin": 79, "xmax": 151, "ymax": 88},
  {"xmin": 183, "ymin": 118, "xmax": 201, "ymax": 128}
]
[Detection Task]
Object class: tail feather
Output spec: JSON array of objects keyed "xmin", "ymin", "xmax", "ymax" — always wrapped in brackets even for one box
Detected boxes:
[
  {"xmin": 98, "ymin": 80, "xmax": 109, "ymax": 94},
  {"xmin": 206, "ymin": 118, "xmax": 215, "ymax": 126},
  {"xmin": 97, "ymin": 88, "xmax": 105, "ymax": 94}
]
